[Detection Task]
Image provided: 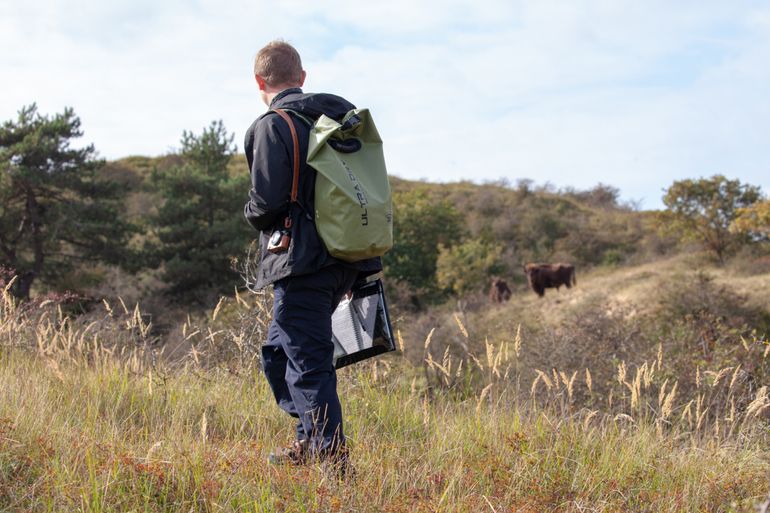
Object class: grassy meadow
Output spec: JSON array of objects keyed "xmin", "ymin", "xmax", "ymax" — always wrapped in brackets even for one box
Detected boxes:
[{"xmin": 1, "ymin": 254, "xmax": 770, "ymax": 512}]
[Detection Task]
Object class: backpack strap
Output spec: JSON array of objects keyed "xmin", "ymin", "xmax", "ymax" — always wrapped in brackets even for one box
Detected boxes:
[{"xmin": 271, "ymin": 109, "xmax": 300, "ymax": 204}]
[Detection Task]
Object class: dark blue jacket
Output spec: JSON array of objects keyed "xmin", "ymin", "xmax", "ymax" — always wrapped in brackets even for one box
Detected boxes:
[{"xmin": 244, "ymin": 88, "xmax": 382, "ymax": 289}]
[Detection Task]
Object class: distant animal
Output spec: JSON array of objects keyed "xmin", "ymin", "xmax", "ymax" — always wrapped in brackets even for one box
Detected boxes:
[
  {"xmin": 523, "ymin": 263, "xmax": 576, "ymax": 297},
  {"xmin": 488, "ymin": 277, "xmax": 512, "ymax": 303}
]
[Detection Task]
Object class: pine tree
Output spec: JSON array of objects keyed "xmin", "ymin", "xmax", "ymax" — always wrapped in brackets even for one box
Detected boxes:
[
  {"xmin": 0, "ymin": 104, "xmax": 133, "ymax": 299},
  {"xmin": 150, "ymin": 121, "xmax": 251, "ymax": 304}
]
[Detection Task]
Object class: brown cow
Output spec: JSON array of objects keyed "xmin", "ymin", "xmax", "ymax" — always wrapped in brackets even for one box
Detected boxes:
[
  {"xmin": 523, "ymin": 263, "xmax": 576, "ymax": 297},
  {"xmin": 489, "ymin": 277, "xmax": 512, "ymax": 303}
]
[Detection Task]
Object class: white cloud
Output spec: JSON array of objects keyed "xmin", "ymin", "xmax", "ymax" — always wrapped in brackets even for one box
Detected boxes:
[{"xmin": 1, "ymin": 0, "xmax": 768, "ymax": 208}]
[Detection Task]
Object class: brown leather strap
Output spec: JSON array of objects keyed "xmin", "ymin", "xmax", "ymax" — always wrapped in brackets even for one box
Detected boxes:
[{"xmin": 272, "ymin": 109, "xmax": 300, "ymax": 204}]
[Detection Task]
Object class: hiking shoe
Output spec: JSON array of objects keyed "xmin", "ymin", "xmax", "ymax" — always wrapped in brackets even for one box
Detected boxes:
[{"xmin": 267, "ymin": 440, "xmax": 307, "ymax": 465}]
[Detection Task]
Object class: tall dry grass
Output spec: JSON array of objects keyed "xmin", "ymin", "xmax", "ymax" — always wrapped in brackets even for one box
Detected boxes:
[{"xmin": 1, "ymin": 277, "xmax": 769, "ymax": 512}]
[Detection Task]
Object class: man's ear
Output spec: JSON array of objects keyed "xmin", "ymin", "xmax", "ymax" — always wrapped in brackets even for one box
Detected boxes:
[
  {"xmin": 255, "ymin": 75, "xmax": 267, "ymax": 91},
  {"xmin": 298, "ymin": 70, "xmax": 307, "ymax": 87}
]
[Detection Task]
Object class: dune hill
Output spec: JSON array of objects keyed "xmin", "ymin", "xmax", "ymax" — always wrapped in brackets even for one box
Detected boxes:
[{"xmin": 487, "ymin": 253, "xmax": 770, "ymax": 324}]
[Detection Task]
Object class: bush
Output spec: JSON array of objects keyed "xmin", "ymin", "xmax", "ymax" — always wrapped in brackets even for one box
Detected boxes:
[{"xmin": 436, "ymin": 238, "xmax": 506, "ymax": 295}]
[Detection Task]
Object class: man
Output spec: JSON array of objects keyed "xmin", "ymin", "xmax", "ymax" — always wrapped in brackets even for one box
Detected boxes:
[{"xmin": 243, "ymin": 40, "xmax": 380, "ymax": 467}]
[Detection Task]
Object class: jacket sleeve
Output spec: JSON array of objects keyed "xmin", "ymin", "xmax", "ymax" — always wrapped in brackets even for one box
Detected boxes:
[{"xmin": 243, "ymin": 115, "xmax": 292, "ymax": 232}]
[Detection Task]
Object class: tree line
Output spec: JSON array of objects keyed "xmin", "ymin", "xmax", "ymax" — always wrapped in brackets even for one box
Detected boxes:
[
  {"xmin": 1, "ymin": 105, "xmax": 246, "ymax": 303},
  {"xmin": 1, "ymin": 105, "xmax": 768, "ymax": 307}
]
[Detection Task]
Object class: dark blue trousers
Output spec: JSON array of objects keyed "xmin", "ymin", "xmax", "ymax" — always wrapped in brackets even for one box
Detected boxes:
[{"xmin": 261, "ymin": 264, "xmax": 358, "ymax": 454}]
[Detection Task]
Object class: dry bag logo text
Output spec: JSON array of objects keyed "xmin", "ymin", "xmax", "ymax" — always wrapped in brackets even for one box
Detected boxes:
[{"xmin": 341, "ymin": 159, "xmax": 369, "ymax": 226}]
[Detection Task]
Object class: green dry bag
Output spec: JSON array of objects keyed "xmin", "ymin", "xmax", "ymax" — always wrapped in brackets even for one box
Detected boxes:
[{"xmin": 305, "ymin": 109, "xmax": 393, "ymax": 262}]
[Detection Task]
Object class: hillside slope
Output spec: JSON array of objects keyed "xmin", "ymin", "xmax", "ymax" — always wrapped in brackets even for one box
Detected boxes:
[
  {"xmin": 483, "ymin": 253, "xmax": 770, "ymax": 326},
  {"xmin": 397, "ymin": 252, "xmax": 770, "ymax": 416}
]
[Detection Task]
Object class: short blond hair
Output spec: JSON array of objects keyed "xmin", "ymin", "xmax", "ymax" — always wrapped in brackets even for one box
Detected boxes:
[{"xmin": 253, "ymin": 40, "xmax": 303, "ymax": 87}]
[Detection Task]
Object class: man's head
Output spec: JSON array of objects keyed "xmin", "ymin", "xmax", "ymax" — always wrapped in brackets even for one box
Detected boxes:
[{"xmin": 254, "ymin": 40, "xmax": 306, "ymax": 106}]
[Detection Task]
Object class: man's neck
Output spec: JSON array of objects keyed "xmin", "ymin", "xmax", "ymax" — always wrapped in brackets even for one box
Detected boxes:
[{"xmin": 263, "ymin": 85, "xmax": 301, "ymax": 107}]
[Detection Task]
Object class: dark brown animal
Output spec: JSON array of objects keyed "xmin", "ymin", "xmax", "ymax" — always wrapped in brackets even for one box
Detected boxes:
[
  {"xmin": 523, "ymin": 263, "xmax": 576, "ymax": 297},
  {"xmin": 488, "ymin": 277, "xmax": 512, "ymax": 303}
]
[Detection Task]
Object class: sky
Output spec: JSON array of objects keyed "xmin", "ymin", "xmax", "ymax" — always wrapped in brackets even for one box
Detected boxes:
[{"xmin": 2, "ymin": 0, "xmax": 769, "ymax": 210}]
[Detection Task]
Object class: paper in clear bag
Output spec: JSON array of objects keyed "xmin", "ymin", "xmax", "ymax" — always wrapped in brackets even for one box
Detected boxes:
[{"xmin": 331, "ymin": 273, "xmax": 395, "ymax": 369}]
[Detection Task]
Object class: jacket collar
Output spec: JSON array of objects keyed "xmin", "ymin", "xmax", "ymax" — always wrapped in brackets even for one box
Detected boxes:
[{"xmin": 270, "ymin": 88, "xmax": 303, "ymax": 107}]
